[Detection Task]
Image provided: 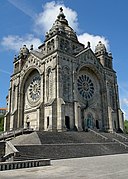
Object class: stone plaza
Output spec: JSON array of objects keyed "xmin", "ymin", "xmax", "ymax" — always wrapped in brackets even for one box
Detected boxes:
[{"xmin": 0, "ymin": 154, "xmax": 128, "ymax": 179}]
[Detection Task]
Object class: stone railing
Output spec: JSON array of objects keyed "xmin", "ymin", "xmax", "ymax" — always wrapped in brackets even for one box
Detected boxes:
[
  {"xmin": 113, "ymin": 132, "xmax": 128, "ymax": 141},
  {"xmin": 88, "ymin": 129, "xmax": 108, "ymax": 141},
  {"xmin": 112, "ymin": 138, "xmax": 128, "ymax": 149},
  {"xmin": 1, "ymin": 141, "xmax": 19, "ymax": 162},
  {"xmin": 0, "ymin": 141, "xmax": 19, "ymax": 162},
  {"xmin": 0, "ymin": 128, "xmax": 34, "ymax": 141},
  {"xmin": 0, "ymin": 159, "xmax": 50, "ymax": 171}
]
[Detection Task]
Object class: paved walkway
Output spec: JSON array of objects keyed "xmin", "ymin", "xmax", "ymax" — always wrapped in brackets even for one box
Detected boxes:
[{"xmin": 1, "ymin": 154, "xmax": 128, "ymax": 179}]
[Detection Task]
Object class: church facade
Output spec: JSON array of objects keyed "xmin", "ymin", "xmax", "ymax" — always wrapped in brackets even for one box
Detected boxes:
[{"xmin": 4, "ymin": 8, "xmax": 124, "ymax": 132}]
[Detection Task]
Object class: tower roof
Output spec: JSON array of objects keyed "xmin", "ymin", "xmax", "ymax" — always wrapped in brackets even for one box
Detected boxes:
[
  {"xmin": 95, "ymin": 41, "xmax": 107, "ymax": 54},
  {"xmin": 45, "ymin": 7, "xmax": 78, "ymax": 42}
]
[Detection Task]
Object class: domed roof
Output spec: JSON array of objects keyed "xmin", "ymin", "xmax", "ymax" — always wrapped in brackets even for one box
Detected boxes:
[
  {"xmin": 45, "ymin": 7, "xmax": 78, "ymax": 42},
  {"xmin": 95, "ymin": 41, "xmax": 107, "ymax": 53}
]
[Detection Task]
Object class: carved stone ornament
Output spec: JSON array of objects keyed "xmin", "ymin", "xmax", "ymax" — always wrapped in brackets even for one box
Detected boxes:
[
  {"xmin": 27, "ymin": 75, "xmax": 41, "ymax": 103},
  {"xmin": 77, "ymin": 74, "xmax": 94, "ymax": 100}
]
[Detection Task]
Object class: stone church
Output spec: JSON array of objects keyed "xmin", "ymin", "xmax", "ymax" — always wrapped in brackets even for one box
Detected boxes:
[{"xmin": 4, "ymin": 8, "xmax": 124, "ymax": 132}]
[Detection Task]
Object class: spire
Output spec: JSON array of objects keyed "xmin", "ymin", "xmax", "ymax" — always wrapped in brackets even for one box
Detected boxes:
[
  {"xmin": 56, "ymin": 7, "xmax": 68, "ymax": 25},
  {"xmin": 95, "ymin": 41, "xmax": 107, "ymax": 54},
  {"xmin": 57, "ymin": 7, "xmax": 65, "ymax": 19}
]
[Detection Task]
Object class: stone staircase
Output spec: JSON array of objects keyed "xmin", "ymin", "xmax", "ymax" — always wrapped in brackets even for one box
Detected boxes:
[
  {"xmin": 10, "ymin": 131, "xmax": 128, "ymax": 161},
  {"xmin": 36, "ymin": 131, "xmax": 108, "ymax": 144},
  {"xmin": 100, "ymin": 132, "xmax": 128, "ymax": 143},
  {"xmin": 14, "ymin": 143, "xmax": 128, "ymax": 161}
]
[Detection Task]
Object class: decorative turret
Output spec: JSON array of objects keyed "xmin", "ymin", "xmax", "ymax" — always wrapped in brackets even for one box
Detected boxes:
[
  {"xmin": 13, "ymin": 45, "xmax": 30, "ymax": 74},
  {"xmin": 95, "ymin": 41, "xmax": 113, "ymax": 69},
  {"xmin": 19, "ymin": 45, "xmax": 29, "ymax": 58},
  {"xmin": 95, "ymin": 41, "xmax": 107, "ymax": 54},
  {"xmin": 13, "ymin": 45, "xmax": 29, "ymax": 63}
]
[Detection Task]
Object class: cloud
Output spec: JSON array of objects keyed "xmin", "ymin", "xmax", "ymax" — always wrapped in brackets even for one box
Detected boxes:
[
  {"xmin": 34, "ymin": 1, "xmax": 79, "ymax": 35},
  {"xmin": 1, "ymin": 1, "xmax": 109, "ymax": 53},
  {"xmin": 1, "ymin": 34, "xmax": 42, "ymax": 52},
  {"xmin": 78, "ymin": 33, "xmax": 109, "ymax": 52},
  {"xmin": 34, "ymin": 1, "xmax": 109, "ymax": 51}
]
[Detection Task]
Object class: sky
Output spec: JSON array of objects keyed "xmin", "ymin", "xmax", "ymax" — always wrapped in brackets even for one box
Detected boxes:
[{"xmin": 0, "ymin": 0, "xmax": 128, "ymax": 119}]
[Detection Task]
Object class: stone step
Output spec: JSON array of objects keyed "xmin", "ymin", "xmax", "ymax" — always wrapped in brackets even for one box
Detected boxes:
[{"xmin": 14, "ymin": 143, "xmax": 128, "ymax": 161}]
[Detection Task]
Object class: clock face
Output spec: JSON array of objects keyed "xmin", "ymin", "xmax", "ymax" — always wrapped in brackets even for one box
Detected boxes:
[
  {"xmin": 28, "ymin": 75, "xmax": 41, "ymax": 103},
  {"xmin": 77, "ymin": 74, "xmax": 94, "ymax": 100}
]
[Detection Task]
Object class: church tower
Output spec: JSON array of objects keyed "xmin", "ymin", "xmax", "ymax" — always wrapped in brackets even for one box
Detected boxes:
[{"xmin": 4, "ymin": 8, "xmax": 124, "ymax": 132}]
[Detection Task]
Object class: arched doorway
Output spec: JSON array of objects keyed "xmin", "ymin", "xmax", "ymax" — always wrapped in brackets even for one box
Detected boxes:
[
  {"xmin": 47, "ymin": 116, "xmax": 49, "ymax": 129},
  {"xmin": 86, "ymin": 113, "xmax": 93, "ymax": 128},
  {"xmin": 65, "ymin": 116, "xmax": 70, "ymax": 130},
  {"xmin": 26, "ymin": 122, "xmax": 30, "ymax": 129},
  {"xmin": 96, "ymin": 120, "xmax": 99, "ymax": 129},
  {"xmin": 114, "ymin": 120, "xmax": 116, "ymax": 130}
]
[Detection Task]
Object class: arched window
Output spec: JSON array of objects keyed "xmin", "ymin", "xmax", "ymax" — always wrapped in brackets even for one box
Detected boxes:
[
  {"xmin": 47, "ymin": 41, "xmax": 51, "ymax": 52},
  {"xmin": 109, "ymin": 85, "xmax": 115, "ymax": 109},
  {"xmin": 51, "ymin": 39, "xmax": 55, "ymax": 51},
  {"xmin": 60, "ymin": 38, "xmax": 64, "ymax": 50},
  {"xmin": 65, "ymin": 116, "xmax": 70, "ymax": 130},
  {"xmin": 63, "ymin": 66, "xmax": 70, "ymax": 101},
  {"xmin": 12, "ymin": 84, "xmax": 16, "ymax": 111},
  {"xmin": 46, "ymin": 67, "xmax": 52, "ymax": 100}
]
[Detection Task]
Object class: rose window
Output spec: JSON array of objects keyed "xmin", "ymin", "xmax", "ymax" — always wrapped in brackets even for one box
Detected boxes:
[
  {"xmin": 28, "ymin": 76, "xmax": 41, "ymax": 102},
  {"xmin": 77, "ymin": 75, "xmax": 94, "ymax": 100}
]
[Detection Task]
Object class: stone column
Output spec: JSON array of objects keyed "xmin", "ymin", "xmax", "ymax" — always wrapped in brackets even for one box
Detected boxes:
[
  {"xmin": 74, "ymin": 102, "xmax": 82, "ymax": 131},
  {"xmin": 36, "ymin": 108, "xmax": 40, "ymax": 131},
  {"xmin": 17, "ymin": 92, "xmax": 24, "ymax": 129},
  {"xmin": 56, "ymin": 98, "xmax": 65, "ymax": 132},
  {"xmin": 108, "ymin": 106, "xmax": 113, "ymax": 132},
  {"xmin": 10, "ymin": 115, "xmax": 14, "ymax": 130},
  {"xmin": 118, "ymin": 109, "xmax": 124, "ymax": 132},
  {"xmin": 57, "ymin": 98, "xmax": 64, "ymax": 132}
]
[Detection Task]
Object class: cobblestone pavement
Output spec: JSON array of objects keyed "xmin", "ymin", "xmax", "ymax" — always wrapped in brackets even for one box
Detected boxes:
[{"xmin": 0, "ymin": 154, "xmax": 128, "ymax": 179}]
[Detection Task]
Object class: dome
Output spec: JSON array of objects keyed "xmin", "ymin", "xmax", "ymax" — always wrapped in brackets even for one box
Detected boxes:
[
  {"xmin": 45, "ymin": 7, "xmax": 78, "ymax": 42},
  {"xmin": 95, "ymin": 41, "xmax": 107, "ymax": 53}
]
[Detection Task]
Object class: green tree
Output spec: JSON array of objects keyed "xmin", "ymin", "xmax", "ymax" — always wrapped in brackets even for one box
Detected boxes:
[
  {"xmin": 0, "ymin": 116, "xmax": 4, "ymax": 131},
  {"xmin": 124, "ymin": 120, "xmax": 128, "ymax": 133}
]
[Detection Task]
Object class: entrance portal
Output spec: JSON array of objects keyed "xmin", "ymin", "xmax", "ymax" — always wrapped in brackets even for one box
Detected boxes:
[
  {"xmin": 47, "ymin": 117, "xmax": 49, "ymax": 128},
  {"xmin": 65, "ymin": 116, "xmax": 70, "ymax": 130},
  {"xmin": 114, "ymin": 120, "xmax": 116, "ymax": 130},
  {"xmin": 96, "ymin": 120, "xmax": 99, "ymax": 129},
  {"xmin": 86, "ymin": 113, "xmax": 93, "ymax": 128},
  {"xmin": 26, "ymin": 122, "xmax": 30, "ymax": 129}
]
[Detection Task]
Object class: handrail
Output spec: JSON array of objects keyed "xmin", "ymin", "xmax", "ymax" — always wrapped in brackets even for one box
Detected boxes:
[
  {"xmin": 112, "ymin": 138, "xmax": 128, "ymax": 149},
  {"xmin": 88, "ymin": 129, "xmax": 108, "ymax": 141},
  {"xmin": 0, "ymin": 159, "xmax": 50, "ymax": 171},
  {"xmin": 0, "ymin": 128, "xmax": 33, "ymax": 141},
  {"xmin": 1, "ymin": 141, "xmax": 19, "ymax": 162},
  {"xmin": 113, "ymin": 132, "xmax": 128, "ymax": 141}
]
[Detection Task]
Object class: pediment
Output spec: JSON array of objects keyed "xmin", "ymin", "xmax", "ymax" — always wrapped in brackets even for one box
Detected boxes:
[
  {"xmin": 75, "ymin": 48, "xmax": 104, "ymax": 74},
  {"xmin": 20, "ymin": 52, "xmax": 43, "ymax": 78}
]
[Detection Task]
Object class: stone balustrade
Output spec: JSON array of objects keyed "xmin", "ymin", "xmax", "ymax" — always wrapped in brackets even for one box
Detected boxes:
[{"xmin": 0, "ymin": 159, "xmax": 50, "ymax": 171}]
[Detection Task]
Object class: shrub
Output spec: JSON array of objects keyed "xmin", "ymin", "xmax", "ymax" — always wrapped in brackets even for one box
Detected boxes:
[{"xmin": 124, "ymin": 120, "xmax": 128, "ymax": 133}]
